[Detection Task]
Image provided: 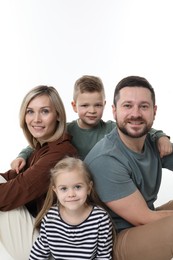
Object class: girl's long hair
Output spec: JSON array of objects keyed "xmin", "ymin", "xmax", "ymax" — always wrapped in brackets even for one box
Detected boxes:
[{"xmin": 34, "ymin": 156, "xmax": 108, "ymax": 229}]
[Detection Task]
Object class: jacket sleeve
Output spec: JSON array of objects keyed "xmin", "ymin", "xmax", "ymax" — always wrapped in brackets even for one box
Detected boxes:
[
  {"xmin": 0, "ymin": 139, "xmax": 77, "ymax": 211},
  {"xmin": 17, "ymin": 145, "xmax": 34, "ymax": 161}
]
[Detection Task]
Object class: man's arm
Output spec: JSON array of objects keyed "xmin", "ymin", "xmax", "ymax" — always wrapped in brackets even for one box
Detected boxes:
[{"xmin": 106, "ymin": 190, "xmax": 173, "ymax": 226}]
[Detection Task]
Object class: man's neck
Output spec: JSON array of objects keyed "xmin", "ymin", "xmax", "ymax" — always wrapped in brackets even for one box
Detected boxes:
[{"xmin": 117, "ymin": 129, "xmax": 146, "ymax": 153}]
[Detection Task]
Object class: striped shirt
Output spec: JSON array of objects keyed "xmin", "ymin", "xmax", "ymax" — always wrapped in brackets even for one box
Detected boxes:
[{"xmin": 29, "ymin": 205, "xmax": 113, "ymax": 259}]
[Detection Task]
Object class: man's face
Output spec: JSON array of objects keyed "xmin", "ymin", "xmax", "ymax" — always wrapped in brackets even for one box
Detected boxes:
[{"xmin": 112, "ymin": 87, "xmax": 157, "ymax": 138}]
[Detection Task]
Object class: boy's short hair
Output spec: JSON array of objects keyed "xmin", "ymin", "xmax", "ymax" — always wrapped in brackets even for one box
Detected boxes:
[{"xmin": 73, "ymin": 75, "xmax": 105, "ymax": 101}]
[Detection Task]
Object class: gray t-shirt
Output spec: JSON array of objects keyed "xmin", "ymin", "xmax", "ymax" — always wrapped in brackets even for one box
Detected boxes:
[
  {"xmin": 67, "ymin": 119, "xmax": 116, "ymax": 160},
  {"xmin": 85, "ymin": 128, "xmax": 173, "ymax": 231}
]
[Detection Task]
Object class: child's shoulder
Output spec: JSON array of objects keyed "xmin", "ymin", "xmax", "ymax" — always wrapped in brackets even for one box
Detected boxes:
[
  {"xmin": 66, "ymin": 120, "xmax": 77, "ymax": 129},
  {"xmin": 44, "ymin": 205, "xmax": 59, "ymax": 218},
  {"xmin": 99, "ymin": 119, "xmax": 116, "ymax": 130},
  {"xmin": 93, "ymin": 205, "xmax": 109, "ymax": 216}
]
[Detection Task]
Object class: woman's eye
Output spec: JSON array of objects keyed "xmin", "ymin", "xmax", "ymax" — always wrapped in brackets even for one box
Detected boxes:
[
  {"xmin": 26, "ymin": 109, "xmax": 34, "ymax": 114},
  {"xmin": 42, "ymin": 109, "xmax": 49, "ymax": 114}
]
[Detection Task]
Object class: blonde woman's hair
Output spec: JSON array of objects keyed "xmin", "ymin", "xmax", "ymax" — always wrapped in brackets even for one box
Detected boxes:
[
  {"xmin": 73, "ymin": 75, "xmax": 105, "ymax": 101},
  {"xmin": 19, "ymin": 85, "xmax": 66, "ymax": 148},
  {"xmin": 34, "ymin": 156, "xmax": 106, "ymax": 229}
]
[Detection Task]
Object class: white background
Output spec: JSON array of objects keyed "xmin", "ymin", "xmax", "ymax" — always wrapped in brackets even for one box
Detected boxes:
[{"xmin": 0, "ymin": 0, "xmax": 173, "ymax": 206}]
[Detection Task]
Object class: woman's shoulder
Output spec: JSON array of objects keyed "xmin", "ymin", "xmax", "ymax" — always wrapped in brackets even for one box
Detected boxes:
[{"xmin": 46, "ymin": 134, "xmax": 78, "ymax": 155}]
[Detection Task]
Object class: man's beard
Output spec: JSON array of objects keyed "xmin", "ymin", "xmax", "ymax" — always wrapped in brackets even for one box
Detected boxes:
[{"xmin": 116, "ymin": 120, "xmax": 152, "ymax": 138}]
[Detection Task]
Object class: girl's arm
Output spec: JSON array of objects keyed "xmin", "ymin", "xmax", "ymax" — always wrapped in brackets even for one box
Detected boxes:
[
  {"xmin": 96, "ymin": 213, "xmax": 114, "ymax": 259},
  {"xmin": 29, "ymin": 220, "xmax": 50, "ymax": 260}
]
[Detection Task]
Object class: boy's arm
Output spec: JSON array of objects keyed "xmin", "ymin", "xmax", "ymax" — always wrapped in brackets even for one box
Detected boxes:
[
  {"xmin": 149, "ymin": 128, "xmax": 170, "ymax": 140},
  {"xmin": 17, "ymin": 145, "xmax": 34, "ymax": 161},
  {"xmin": 149, "ymin": 128, "xmax": 172, "ymax": 158},
  {"xmin": 11, "ymin": 146, "xmax": 34, "ymax": 173}
]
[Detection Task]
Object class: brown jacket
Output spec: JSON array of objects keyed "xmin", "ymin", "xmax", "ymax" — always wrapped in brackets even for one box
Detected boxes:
[{"xmin": 0, "ymin": 134, "xmax": 78, "ymax": 216}]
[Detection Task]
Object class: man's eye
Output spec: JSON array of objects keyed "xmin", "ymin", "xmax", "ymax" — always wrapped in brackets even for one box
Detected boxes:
[
  {"xmin": 141, "ymin": 105, "xmax": 148, "ymax": 110},
  {"xmin": 124, "ymin": 104, "xmax": 131, "ymax": 108}
]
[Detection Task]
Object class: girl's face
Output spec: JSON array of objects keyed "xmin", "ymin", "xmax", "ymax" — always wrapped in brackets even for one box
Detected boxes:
[
  {"xmin": 53, "ymin": 169, "xmax": 92, "ymax": 211},
  {"xmin": 25, "ymin": 94, "xmax": 59, "ymax": 142}
]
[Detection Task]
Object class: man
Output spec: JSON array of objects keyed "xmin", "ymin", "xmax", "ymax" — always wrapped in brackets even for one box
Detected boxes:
[{"xmin": 85, "ymin": 75, "xmax": 173, "ymax": 260}]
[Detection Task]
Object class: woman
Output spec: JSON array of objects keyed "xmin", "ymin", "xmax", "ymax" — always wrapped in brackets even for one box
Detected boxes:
[{"xmin": 0, "ymin": 85, "xmax": 78, "ymax": 260}]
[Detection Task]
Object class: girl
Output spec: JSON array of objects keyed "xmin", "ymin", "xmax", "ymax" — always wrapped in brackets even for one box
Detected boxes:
[
  {"xmin": 29, "ymin": 157, "xmax": 114, "ymax": 259},
  {"xmin": 0, "ymin": 86, "xmax": 78, "ymax": 259}
]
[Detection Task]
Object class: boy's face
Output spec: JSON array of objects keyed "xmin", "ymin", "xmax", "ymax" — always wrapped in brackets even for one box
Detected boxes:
[{"xmin": 71, "ymin": 91, "xmax": 106, "ymax": 129}]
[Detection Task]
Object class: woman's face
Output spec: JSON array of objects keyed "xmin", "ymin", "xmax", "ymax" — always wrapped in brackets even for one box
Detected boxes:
[{"xmin": 25, "ymin": 94, "xmax": 59, "ymax": 142}]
